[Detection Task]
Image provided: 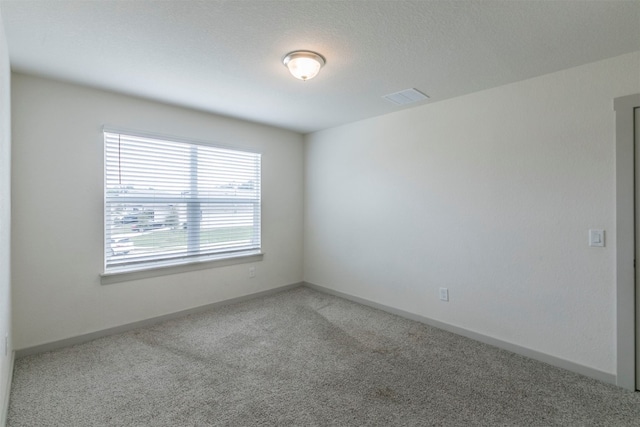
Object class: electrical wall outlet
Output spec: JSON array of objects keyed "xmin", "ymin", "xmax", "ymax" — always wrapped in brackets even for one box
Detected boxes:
[
  {"xmin": 248, "ymin": 266, "xmax": 256, "ymax": 278},
  {"xmin": 439, "ymin": 287, "xmax": 449, "ymax": 302}
]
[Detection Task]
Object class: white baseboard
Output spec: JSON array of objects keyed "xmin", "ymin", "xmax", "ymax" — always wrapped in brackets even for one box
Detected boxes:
[
  {"xmin": 16, "ymin": 282, "xmax": 303, "ymax": 358},
  {"xmin": 303, "ymin": 281, "xmax": 617, "ymax": 386},
  {"xmin": 1, "ymin": 350, "xmax": 15, "ymax": 427}
]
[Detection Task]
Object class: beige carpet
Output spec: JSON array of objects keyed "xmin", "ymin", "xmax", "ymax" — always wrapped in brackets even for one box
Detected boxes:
[{"xmin": 8, "ymin": 286, "xmax": 640, "ymax": 426}]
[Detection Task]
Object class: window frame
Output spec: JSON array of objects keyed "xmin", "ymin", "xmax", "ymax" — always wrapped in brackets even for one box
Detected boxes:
[{"xmin": 101, "ymin": 127, "xmax": 263, "ymax": 284}]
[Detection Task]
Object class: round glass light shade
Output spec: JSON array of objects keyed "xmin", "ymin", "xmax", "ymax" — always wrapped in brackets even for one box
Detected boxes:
[{"xmin": 282, "ymin": 51, "xmax": 326, "ymax": 81}]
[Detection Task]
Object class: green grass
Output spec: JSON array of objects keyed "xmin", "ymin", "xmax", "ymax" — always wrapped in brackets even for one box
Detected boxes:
[{"xmin": 130, "ymin": 226, "xmax": 254, "ymax": 250}]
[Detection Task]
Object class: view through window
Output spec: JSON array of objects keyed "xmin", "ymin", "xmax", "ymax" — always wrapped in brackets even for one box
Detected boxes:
[{"xmin": 104, "ymin": 130, "xmax": 261, "ymax": 273}]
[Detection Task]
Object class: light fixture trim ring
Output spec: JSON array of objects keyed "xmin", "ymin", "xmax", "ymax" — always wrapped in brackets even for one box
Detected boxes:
[{"xmin": 282, "ymin": 50, "xmax": 326, "ymax": 67}]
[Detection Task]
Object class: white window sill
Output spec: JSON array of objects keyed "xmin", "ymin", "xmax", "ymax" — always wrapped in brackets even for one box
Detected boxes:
[{"xmin": 100, "ymin": 252, "xmax": 264, "ymax": 285}]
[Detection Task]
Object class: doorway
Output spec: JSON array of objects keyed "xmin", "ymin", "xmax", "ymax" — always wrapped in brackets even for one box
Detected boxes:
[{"xmin": 614, "ymin": 93, "xmax": 639, "ymax": 391}]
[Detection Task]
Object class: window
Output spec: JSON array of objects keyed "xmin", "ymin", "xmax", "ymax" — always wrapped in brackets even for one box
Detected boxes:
[{"xmin": 104, "ymin": 130, "xmax": 261, "ymax": 274}]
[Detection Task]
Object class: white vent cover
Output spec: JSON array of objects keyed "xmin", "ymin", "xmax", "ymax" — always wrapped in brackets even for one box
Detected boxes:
[{"xmin": 383, "ymin": 88, "xmax": 429, "ymax": 106}]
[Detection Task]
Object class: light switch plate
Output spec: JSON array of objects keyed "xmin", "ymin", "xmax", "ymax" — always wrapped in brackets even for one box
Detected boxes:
[{"xmin": 589, "ymin": 229, "xmax": 605, "ymax": 247}]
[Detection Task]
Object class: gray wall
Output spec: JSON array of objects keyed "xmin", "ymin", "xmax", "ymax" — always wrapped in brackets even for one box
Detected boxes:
[
  {"xmin": 11, "ymin": 74, "xmax": 304, "ymax": 349},
  {"xmin": 304, "ymin": 52, "xmax": 640, "ymax": 376}
]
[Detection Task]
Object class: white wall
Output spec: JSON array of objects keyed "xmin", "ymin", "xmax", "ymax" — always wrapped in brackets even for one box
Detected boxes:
[
  {"xmin": 11, "ymin": 74, "xmax": 304, "ymax": 349},
  {"xmin": 0, "ymin": 7, "xmax": 11, "ymax": 425},
  {"xmin": 304, "ymin": 52, "xmax": 640, "ymax": 376}
]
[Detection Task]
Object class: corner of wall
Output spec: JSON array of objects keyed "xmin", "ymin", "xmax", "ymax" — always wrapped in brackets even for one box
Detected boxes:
[{"xmin": 0, "ymin": 4, "xmax": 13, "ymax": 425}]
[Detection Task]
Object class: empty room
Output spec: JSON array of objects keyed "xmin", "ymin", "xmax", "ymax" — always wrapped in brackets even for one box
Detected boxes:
[{"xmin": 1, "ymin": 0, "xmax": 640, "ymax": 425}]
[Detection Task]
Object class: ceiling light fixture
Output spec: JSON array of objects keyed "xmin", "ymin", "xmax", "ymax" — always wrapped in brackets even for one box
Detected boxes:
[{"xmin": 282, "ymin": 50, "xmax": 325, "ymax": 81}]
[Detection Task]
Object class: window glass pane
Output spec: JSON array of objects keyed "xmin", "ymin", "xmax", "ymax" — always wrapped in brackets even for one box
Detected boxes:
[{"xmin": 104, "ymin": 131, "xmax": 261, "ymax": 272}]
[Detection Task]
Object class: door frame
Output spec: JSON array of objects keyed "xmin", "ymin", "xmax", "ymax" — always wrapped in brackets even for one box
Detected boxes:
[{"xmin": 615, "ymin": 93, "xmax": 640, "ymax": 391}]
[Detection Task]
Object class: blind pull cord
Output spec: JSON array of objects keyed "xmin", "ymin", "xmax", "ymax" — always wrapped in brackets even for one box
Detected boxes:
[{"xmin": 118, "ymin": 134, "xmax": 122, "ymax": 185}]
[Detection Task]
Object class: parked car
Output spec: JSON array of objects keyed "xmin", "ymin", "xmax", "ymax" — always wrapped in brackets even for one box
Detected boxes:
[
  {"xmin": 132, "ymin": 222, "xmax": 165, "ymax": 232},
  {"xmin": 121, "ymin": 215, "xmax": 138, "ymax": 224},
  {"xmin": 109, "ymin": 237, "xmax": 133, "ymax": 255}
]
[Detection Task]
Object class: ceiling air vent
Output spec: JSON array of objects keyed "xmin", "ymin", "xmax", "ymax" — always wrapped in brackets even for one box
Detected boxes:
[{"xmin": 383, "ymin": 88, "xmax": 429, "ymax": 106}]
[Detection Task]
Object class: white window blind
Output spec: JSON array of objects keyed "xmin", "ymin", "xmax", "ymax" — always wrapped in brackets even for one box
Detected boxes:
[{"xmin": 104, "ymin": 130, "xmax": 261, "ymax": 273}]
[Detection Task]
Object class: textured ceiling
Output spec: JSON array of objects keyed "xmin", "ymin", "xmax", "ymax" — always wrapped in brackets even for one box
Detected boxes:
[{"xmin": 1, "ymin": 0, "xmax": 639, "ymax": 134}]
